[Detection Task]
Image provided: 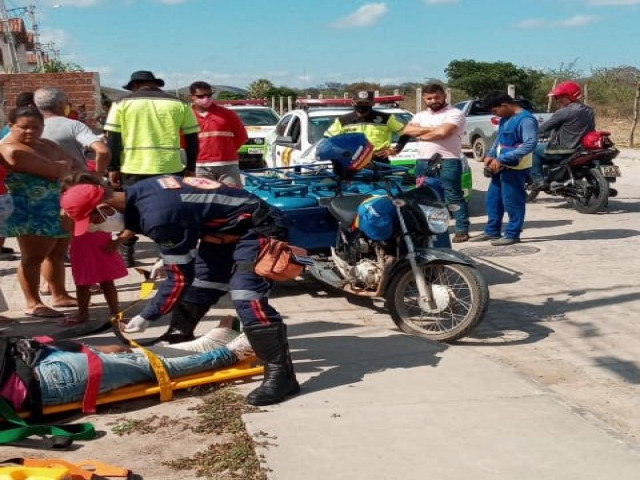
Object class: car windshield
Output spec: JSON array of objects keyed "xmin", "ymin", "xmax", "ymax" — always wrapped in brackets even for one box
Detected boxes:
[
  {"xmin": 391, "ymin": 112, "xmax": 412, "ymax": 142},
  {"xmin": 307, "ymin": 110, "xmax": 414, "ymax": 144},
  {"xmin": 308, "ymin": 114, "xmax": 342, "ymax": 143},
  {"xmin": 233, "ymin": 109, "xmax": 279, "ymax": 126}
]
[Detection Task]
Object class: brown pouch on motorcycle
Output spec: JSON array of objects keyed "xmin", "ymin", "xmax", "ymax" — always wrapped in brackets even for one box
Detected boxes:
[{"xmin": 254, "ymin": 238, "xmax": 308, "ymax": 282}]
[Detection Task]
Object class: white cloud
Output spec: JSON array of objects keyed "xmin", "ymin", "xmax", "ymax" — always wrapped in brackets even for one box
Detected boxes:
[
  {"xmin": 514, "ymin": 14, "xmax": 600, "ymax": 29},
  {"xmin": 423, "ymin": 0, "xmax": 458, "ymax": 4},
  {"xmin": 330, "ymin": 3, "xmax": 388, "ymax": 29},
  {"xmin": 514, "ymin": 18, "xmax": 547, "ymax": 29},
  {"xmin": 587, "ymin": 0, "xmax": 640, "ymax": 4},
  {"xmin": 39, "ymin": 26, "xmax": 73, "ymax": 49},
  {"xmin": 552, "ymin": 14, "xmax": 600, "ymax": 27}
]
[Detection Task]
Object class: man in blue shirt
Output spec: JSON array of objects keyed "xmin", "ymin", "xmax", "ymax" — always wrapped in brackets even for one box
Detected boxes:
[{"xmin": 470, "ymin": 93, "xmax": 538, "ymax": 246}]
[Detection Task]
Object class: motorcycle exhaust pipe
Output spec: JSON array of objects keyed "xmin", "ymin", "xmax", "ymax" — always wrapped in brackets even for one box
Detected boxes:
[{"xmin": 609, "ymin": 188, "xmax": 618, "ymax": 197}]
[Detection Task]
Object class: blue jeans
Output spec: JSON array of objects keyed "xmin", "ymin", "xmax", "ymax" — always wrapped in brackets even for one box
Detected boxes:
[
  {"xmin": 416, "ymin": 158, "xmax": 470, "ymax": 234},
  {"xmin": 36, "ymin": 346, "xmax": 236, "ymax": 406},
  {"xmin": 484, "ymin": 168, "xmax": 527, "ymax": 240},
  {"xmin": 531, "ymin": 143, "xmax": 570, "ymax": 183},
  {"xmin": 177, "ymin": 232, "xmax": 282, "ymax": 329}
]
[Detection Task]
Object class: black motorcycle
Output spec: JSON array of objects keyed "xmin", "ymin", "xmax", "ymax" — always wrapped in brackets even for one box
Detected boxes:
[{"xmin": 526, "ymin": 135, "xmax": 620, "ymax": 214}]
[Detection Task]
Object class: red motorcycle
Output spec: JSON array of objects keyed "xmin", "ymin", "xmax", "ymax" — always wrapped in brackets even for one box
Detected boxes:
[{"xmin": 526, "ymin": 131, "xmax": 621, "ymax": 214}]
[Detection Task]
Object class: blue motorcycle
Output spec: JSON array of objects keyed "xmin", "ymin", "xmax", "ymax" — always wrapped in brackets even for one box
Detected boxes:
[{"xmin": 243, "ymin": 163, "xmax": 489, "ymax": 342}]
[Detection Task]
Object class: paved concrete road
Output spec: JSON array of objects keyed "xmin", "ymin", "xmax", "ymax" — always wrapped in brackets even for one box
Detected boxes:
[{"xmin": 0, "ymin": 150, "xmax": 639, "ymax": 479}]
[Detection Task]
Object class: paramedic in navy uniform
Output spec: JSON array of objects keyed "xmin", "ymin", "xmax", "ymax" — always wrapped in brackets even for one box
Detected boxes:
[{"xmin": 59, "ymin": 172, "xmax": 298, "ymax": 406}]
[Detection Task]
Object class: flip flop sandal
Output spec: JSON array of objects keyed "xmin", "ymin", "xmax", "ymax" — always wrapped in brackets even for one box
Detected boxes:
[
  {"xmin": 24, "ymin": 306, "xmax": 65, "ymax": 318},
  {"xmin": 58, "ymin": 316, "xmax": 88, "ymax": 327}
]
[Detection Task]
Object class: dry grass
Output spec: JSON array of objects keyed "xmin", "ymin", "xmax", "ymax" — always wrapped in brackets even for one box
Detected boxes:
[{"xmin": 597, "ymin": 116, "xmax": 637, "ymax": 147}]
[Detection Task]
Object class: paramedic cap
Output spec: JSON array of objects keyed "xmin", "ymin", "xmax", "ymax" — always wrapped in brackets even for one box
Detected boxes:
[
  {"xmin": 60, "ymin": 184, "xmax": 105, "ymax": 236},
  {"xmin": 354, "ymin": 90, "xmax": 375, "ymax": 103},
  {"xmin": 315, "ymin": 133, "xmax": 374, "ymax": 171}
]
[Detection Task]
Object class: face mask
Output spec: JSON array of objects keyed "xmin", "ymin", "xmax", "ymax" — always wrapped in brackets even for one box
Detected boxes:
[
  {"xmin": 355, "ymin": 105, "xmax": 373, "ymax": 115},
  {"xmin": 90, "ymin": 209, "xmax": 125, "ymax": 233},
  {"xmin": 194, "ymin": 97, "xmax": 214, "ymax": 109}
]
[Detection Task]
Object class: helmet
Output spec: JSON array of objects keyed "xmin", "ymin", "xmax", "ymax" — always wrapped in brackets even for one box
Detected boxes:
[
  {"xmin": 548, "ymin": 81, "xmax": 582, "ymax": 102},
  {"xmin": 315, "ymin": 133, "xmax": 374, "ymax": 177}
]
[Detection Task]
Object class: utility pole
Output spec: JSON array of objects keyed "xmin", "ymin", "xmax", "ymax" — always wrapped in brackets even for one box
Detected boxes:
[
  {"xmin": 0, "ymin": 0, "xmax": 21, "ymax": 73},
  {"xmin": 25, "ymin": 4, "xmax": 44, "ymax": 70}
]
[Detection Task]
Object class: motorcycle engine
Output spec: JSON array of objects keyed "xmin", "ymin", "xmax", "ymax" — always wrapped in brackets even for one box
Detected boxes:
[
  {"xmin": 331, "ymin": 242, "xmax": 384, "ymax": 290},
  {"xmin": 353, "ymin": 259, "xmax": 382, "ymax": 289}
]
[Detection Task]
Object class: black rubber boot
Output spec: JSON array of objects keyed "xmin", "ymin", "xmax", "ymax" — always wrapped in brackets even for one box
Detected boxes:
[
  {"xmin": 158, "ymin": 301, "xmax": 210, "ymax": 344},
  {"xmin": 244, "ymin": 323, "xmax": 300, "ymax": 406}
]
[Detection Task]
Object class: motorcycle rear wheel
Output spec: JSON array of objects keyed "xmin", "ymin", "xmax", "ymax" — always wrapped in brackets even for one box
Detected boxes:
[
  {"xmin": 568, "ymin": 167, "xmax": 609, "ymax": 214},
  {"xmin": 386, "ymin": 263, "xmax": 489, "ymax": 342}
]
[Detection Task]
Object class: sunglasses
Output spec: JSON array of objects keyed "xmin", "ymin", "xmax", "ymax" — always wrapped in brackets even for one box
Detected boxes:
[{"xmin": 193, "ymin": 93, "xmax": 213, "ymax": 99}]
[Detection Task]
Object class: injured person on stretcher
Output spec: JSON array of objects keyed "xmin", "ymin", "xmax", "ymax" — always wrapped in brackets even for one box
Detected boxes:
[{"xmin": 1, "ymin": 326, "xmax": 253, "ymax": 409}]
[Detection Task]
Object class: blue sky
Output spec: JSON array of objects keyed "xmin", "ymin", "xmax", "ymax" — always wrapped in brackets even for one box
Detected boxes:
[{"xmin": 15, "ymin": 0, "xmax": 640, "ymax": 91}]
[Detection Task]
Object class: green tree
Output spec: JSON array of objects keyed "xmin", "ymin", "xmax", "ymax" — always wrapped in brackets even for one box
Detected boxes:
[
  {"xmin": 247, "ymin": 78, "xmax": 274, "ymax": 99},
  {"xmin": 35, "ymin": 59, "xmax": 84, "ymax": 73},
  {"xmin": 445, "ymin": 59, "xmax": 543, "ymax": 100},
  {"xmin": 216, "ymin": 91, "xmax": 245, "ymax": 100}
]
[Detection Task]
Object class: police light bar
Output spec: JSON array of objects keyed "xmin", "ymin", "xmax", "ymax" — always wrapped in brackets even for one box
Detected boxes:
[
  {"xmin": 296, "ymin": 98, "xmax": 352, "ymax": 107},
  {"xmin": 212, "ymin": 99, "xmax": 267, "ymax": 106},
  {"xmin": 296, "ymin": 95, "xmax": 405, "ymax": 108}
]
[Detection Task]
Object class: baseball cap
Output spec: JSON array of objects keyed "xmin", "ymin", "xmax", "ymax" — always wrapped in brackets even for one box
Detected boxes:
[
  {"xmin": 60, "ymin": 184, "xmax": 105, "ymax": 236},
  {"xmin": 354, "ymin": 90, "xmax": 375, "ymax": 103}
]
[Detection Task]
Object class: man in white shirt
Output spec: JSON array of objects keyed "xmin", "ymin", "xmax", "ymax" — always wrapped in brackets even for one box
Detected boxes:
[{"xmin": 404, "ymin": 83, "xmax": 470, "ymax": 242}]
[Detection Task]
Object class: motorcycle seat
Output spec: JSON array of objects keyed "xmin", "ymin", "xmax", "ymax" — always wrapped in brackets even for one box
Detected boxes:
[{"xmin": 328, "ymin": 194, "xmax": 371, "ymax": 228}]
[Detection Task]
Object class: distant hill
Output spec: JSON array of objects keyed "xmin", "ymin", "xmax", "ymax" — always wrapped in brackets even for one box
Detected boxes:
[{"xmin": 101, "ymin": 84, "xmax": 248, "ymax": 102}]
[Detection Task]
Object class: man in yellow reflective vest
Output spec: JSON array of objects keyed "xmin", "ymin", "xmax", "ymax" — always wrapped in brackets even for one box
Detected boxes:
[{"xmin": 325, "ymin": 90, "xmax": 410, "ymax": 165}]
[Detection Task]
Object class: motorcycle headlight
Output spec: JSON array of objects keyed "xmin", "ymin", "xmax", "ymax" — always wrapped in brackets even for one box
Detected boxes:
[{"xmin": 418, "ymin": 205, "xmax": 449, "ymax": 234}]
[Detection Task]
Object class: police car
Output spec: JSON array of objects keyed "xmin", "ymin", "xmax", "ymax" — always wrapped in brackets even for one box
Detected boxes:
[
  {"xmin": 215, "ymin": 100, "xmax": 280, "ymax": 169},
  {"xmin": 263, "ymin": 96, "xmax": 472, "ymax": 200},
  {"xmin": 263, "ymin": 96, "xmax": 416, "ymax": 169}
]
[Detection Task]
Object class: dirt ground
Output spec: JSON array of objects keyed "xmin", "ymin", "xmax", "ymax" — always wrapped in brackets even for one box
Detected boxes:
[{"xmin": 596, "ymin": 116, "xmax": 635, "ymax": 146}]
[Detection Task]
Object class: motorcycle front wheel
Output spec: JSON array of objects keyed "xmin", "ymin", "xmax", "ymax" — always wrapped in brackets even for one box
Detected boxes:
[
  {"xmin": 386, "ymin": 263, "xmax": 489, "ymax": 343},
  {"xmin": 568, "ymin": 167, "xmax": 610, "ymax": 214}
]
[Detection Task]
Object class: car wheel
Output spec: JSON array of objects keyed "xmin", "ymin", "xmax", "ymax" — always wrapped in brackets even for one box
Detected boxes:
[{"xmin": 472, "ymin": 137, "xmax": 489, "ymax": 161}]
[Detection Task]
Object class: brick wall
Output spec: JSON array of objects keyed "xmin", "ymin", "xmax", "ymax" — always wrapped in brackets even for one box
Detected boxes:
[{"xmin": 0, "ymin": 72, "xmax": 101, "ymax": 128}]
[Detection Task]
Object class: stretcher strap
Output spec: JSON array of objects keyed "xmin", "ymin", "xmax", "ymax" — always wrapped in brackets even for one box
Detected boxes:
[
  {"xmin": 111, "ymin": 312, "xmax": 173, "ymax": 402},
  {"xmin": 34, "ymin": 336, "xmax": 103, "ymax": 415},
  {"xmin": 132, "ymin": 343, "xmax": 173, "ymax": 402},
  {"xmin": 0, "ymin": 397, "xmax": 96, "ymax": 446},
  {"xmin": 79, "ymin": 346, "xmax": 102, "ymax": 414}
]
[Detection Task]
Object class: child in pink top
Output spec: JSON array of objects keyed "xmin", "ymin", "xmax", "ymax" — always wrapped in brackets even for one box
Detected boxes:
[{"xmin": 62, "ymin": 204, "xmax": 132, "ymax": 326}]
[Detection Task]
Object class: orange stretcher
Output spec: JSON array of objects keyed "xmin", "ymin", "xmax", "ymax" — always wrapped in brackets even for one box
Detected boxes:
[{"xmin": 19, "ymin": 358, "xmax": 263, "ymax": 418}]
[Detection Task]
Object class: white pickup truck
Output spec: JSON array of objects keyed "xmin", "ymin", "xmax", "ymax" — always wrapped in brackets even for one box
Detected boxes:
[{"xmin": 454, "ymin": 98, "xmax": 553, "ymax": 160}]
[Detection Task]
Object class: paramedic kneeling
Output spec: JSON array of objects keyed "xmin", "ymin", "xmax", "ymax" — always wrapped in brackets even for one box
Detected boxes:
[{"xmin": 59, "ymin": 173, "xmax": 299, "ymax": 406}]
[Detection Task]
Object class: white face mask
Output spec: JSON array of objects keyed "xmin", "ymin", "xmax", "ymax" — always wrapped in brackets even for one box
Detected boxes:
[{"xmin": 89, "ymin": 209, "xmax": 125, "ymax": 232}]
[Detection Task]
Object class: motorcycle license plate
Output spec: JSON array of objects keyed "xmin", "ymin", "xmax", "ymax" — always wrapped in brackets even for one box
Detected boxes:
[
  {"xmin": 600, "ymin": 165, "xmax": 621, "ymax": 177},
  {"xmin": 248, "ymin": 147, "xmax": 264, "ymax": 154}
]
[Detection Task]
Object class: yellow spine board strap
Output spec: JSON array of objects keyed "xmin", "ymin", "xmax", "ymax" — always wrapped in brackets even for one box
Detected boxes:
[{"xmin": 110, "ymin": 312, "xmax": 173, "ymax": 403}]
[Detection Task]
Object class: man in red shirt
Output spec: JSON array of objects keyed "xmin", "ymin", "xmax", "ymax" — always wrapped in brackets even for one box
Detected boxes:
[{"xmin": 189, "ymin": 81, "xmax": 248, "ymax": 185}]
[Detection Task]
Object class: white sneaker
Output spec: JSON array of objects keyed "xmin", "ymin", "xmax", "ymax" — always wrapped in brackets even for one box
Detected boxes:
[
  {"xmin": 225, "ymin": 333, "xmax": 255, "ymax": 361},
  {"xmin": 170, "ymin": 327, "xmax": 239, "ymax": 353}
]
